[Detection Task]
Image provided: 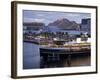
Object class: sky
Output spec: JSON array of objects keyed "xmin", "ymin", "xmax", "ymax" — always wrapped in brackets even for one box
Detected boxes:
[{"xmin": 23, "ymin": 10, "xmax": 91, "ymax": 25}]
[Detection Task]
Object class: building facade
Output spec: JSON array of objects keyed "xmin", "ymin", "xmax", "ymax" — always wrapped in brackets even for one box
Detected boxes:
[{"xmin": 80, "ymin": 18, "xmax": 91, "ymax": 35}]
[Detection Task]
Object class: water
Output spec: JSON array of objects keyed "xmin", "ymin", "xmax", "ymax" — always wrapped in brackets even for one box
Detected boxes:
[{"xmin": 23, "ymin": 42, "xmax": 40, "ymax": 69}]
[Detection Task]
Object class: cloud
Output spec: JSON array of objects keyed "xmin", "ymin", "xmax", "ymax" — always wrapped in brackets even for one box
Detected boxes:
[
  {"xmin": 24, "ymin": 18, "xmax": 34, "ymax": 22},
  {"xmin": 36, "ymin": 14, "xmax": 44, "ymax": 17},
  {"xmin": 23, "ymin": 17, "xmax": 45, "ymax": 23},
  {"xmin": 33, "ymin": 18, "xmax": 45, "ymax": 22},
  {"xmin": 66, "ymin": 13, "xmax": 81, "ymax": 17}
]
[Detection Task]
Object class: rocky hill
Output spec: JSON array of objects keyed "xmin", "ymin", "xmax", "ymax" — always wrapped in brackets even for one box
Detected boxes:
[
  {"xmin": 23, "ymin": 22, "xmax": 45, "ymax": 30},
  {"xmin": 48, "ymin": 18, "xmax": 80, "ymax": 30}
]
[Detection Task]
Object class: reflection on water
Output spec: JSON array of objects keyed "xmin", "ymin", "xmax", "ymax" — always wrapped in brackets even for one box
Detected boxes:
[
  {"xmin": 23, "ymin": 42, "xmax": 40, "ymax": 69},
  {"xmin": 23, "ymin": 42, "xmax": 90, "ymax": 69}
]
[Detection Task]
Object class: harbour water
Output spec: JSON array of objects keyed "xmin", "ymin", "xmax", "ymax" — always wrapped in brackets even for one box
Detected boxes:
[
  {"xmin": 23, "ymin": 42, "xmax": 90, "ymax": 69},
  {"xmin": 23, "ymin": 42, "xmax": 40, "ymax": 69}
]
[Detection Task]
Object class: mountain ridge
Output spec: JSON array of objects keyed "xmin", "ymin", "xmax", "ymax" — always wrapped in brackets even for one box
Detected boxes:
[{"xmin": 48, "ymin": 18, "xmax": 80, "ymax": 30}]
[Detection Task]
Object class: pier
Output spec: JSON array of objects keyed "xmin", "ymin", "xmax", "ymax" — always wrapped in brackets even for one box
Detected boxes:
[
  {"xmin": 23, "ymin": 37, "xmax": 91, "ymax": 68},
  {"xmin": 40, "ymin": 43, "xmax": 90, "ymax": 67}
]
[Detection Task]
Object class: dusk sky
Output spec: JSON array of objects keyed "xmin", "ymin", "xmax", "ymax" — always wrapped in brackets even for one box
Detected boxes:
[{"xmin": 23, "ymin": 10, "xmax": 91, "ymax": 25}]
